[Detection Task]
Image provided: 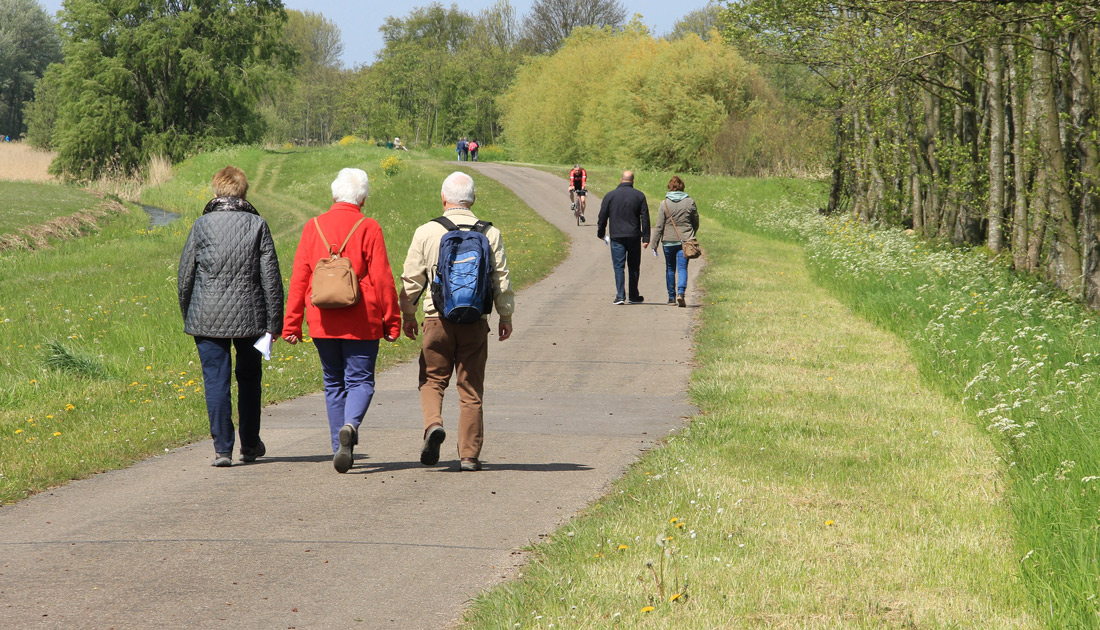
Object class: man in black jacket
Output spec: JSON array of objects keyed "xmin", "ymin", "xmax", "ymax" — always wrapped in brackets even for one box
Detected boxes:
[{"xmin": 597, "ymin": 171, "xmax": 650, "ymax": 304}]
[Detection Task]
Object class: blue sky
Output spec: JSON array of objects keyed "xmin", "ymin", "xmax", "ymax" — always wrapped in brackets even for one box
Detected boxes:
[{"xmin": 38, "ymin": 1, "xmax": 715, "ymax": 69}]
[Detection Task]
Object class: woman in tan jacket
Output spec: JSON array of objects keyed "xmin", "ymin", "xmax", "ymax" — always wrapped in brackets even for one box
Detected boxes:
[{"xmin": 651, "ymin": 176, "xmax": 699, "ymax": 307}]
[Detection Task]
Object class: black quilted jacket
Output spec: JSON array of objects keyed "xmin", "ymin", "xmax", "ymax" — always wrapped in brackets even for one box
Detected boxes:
[{"xmin": 177, "ymin": 197, "xmax": 284, "ymax": 338}]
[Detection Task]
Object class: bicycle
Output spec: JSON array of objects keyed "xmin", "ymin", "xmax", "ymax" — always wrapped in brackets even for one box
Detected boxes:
[{"xmin": 569, "ymin": 188, "xmax": 587, "ymax": 226}]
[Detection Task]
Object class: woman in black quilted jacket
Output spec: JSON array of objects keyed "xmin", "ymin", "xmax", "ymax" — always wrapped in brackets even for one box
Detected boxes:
[{"xmin": 177, "ymin": 166, "xmax": 284, "ymax": 467}]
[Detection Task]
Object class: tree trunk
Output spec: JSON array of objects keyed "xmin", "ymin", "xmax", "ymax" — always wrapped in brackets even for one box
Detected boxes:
[
  {"xmin": 1035, "ymin": 26, "xmax": 1082, "ymax": 296},
  {"xmin": 987, "ymin": 38, "xmax": 1006, "ymax": 253},
  {"xmin": 826, "ymin": 110, "xmax": 847, "ymax": 215},
  {"xmin": 1009, "ymin": 31, "xmax": 1032, "ymax": 271},
  {"xmin": 923, "ymin": 87, "xmax": 942, "ymax": 237},
  {"xmin": 1070, "ymin": 31, "xmax": 1100, "ymax": 308}
]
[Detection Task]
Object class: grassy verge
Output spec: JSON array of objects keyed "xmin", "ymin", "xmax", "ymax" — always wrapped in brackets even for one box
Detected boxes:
[
  {"xmin": 0, "ymin": 144, "xmax": 566, "ymax": 504},
  {"xmin": 463, "ymin": 177, "xmax": 1032, "ymax": 628},
  {"xmin": 0, "ymin": 180, "xmax": 109, "ymax": 236}
]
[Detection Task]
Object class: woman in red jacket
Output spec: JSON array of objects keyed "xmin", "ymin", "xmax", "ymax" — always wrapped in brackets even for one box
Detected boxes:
[{"xmin": 283, "ymin": 168, "xmax": 401, "ymax": 473}]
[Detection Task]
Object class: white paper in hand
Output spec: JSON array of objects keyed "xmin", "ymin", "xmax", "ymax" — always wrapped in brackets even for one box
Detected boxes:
[
  {"xmin": 604, "ymin": 235, "xmax": 611, "ymax": 246},
  {"xmin": 254, "ymin": 332, "xmax": 273, "ymax": 361}
]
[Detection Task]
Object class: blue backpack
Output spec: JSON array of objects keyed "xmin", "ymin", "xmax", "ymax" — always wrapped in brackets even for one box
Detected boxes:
[{"xmin": 430, "ymin": 216, "xmax": 495, "ymax": 323}]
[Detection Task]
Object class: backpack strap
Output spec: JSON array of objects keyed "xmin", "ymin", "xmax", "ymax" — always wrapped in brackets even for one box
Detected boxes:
[
  {"xmin": 315, "ymin": 216, "xmax": 367, "ymax": 258},
  {"xmin": 432, "ymin": 216, "xmax": 493, "ymax": 234}
]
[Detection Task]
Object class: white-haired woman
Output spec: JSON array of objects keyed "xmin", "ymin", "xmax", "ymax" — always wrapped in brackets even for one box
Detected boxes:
[{"xmin": 283, "ymin": 168, "xmax": 401, "ymax": 473}]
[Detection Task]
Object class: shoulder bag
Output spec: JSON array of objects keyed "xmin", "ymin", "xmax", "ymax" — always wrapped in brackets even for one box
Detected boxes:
[
  {"xmin": 662, "ymin": 200, "xmax": 701, "ymax": 259},
  {"xmin": 310, "ymin": 216, "xmax": 367, "ymax": 308}
]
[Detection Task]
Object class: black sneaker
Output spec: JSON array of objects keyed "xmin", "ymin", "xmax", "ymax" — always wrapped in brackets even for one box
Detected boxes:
[
  {"xmin": 421, "ymin": 424, "xmax": 447, "ymax": 465},
  {"xmin": 612, "ymin": 297, "xmax": 625, "ymax": 305},
  {"xmin": 240, "ymin": 440, "xmax": 266, "ymax": 462},
  {"xmin": 667, "ymin": 297, "xmax": 677, "ymax": 305},
  {"xmin": 334, "ymin": 424, "xmax": 355, "ymax": 473},
  {"xmin": 579, "ymin": 214, "xmax": 585, "ymax": 223},
  {"xmin": 628, "ymin": 295, "xmax": 644, "ymax": 304}
]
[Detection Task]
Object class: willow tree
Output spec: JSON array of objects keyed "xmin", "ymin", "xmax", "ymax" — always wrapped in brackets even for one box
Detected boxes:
[{"xmin": 49, "ymin": 0, "xmax": 289, "ymax": 179}]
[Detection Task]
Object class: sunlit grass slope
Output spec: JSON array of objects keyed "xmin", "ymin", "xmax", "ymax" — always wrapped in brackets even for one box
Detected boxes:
[
  {"xmin": 0, "ymin": 144, "xmax": 565, "ymax": 504},
  {"xmin": 463, "ymin": 173, "xmax": 1032, "ymax": 628}
]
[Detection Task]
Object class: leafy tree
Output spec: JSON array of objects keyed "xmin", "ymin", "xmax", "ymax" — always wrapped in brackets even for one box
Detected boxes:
[
  {"xmin": 0, "ymin": 0, "xmax": 61, "ymax": 138},
  {"xmin": 521, "ymin": 0, "xmax": 626, "ymax": 53},
  {"xmin": 667, "ymin": 2, "xmax": 723, "ymax": 41},
  {"xmin": 50, "ymin": 0, "xmax": 289, "ymax": 179},
  {"xmin": 262, "ymin": 9, "xmax": 345, "ymax": 145}
]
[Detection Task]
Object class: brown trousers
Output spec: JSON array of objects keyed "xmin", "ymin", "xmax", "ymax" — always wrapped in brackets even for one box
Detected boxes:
[{"xmin": 418, "ymin": 317, "xmax": 489, "ymax": 459}]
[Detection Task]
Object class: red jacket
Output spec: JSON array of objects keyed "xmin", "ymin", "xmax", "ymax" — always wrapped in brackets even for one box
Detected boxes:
[{"xmin": 284, "ymin": 202, "xmax": 401, "ymax": 341}]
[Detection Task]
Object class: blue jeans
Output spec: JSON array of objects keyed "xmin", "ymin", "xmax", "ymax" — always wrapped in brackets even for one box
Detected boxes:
[
  {"xmin": 194, "ymin": 336, "xmax": 263, "ymax": 455},
  {"xmin": 662, "ymin": 244, "xmax": 689, "ymax": 299},
  {"xmin": 314, "ymin": 338, "xmax": 379, "ymax": 453},
  {"xmin": 610, "ymin": 238, "xmax": 642, "ymax": 301}
]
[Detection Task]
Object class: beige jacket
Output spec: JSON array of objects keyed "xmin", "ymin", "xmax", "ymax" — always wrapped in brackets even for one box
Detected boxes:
[
  {"xmin": 400, "ymin": 207, "xmax": 514, "ymax": 323},
  {"xmin": 652, "ymin": 196, "xmax": 699, "ymax": 244}
]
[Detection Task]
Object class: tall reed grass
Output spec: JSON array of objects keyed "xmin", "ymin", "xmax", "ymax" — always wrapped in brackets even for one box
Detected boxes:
[{"xmin": 0, "ymin": 143, "xmax": 55, "ymax": 183}]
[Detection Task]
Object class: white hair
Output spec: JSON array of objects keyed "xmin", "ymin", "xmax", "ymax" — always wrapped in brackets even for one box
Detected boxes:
[
  {"xmin": 441, "ymin": 171, "xmax": 475, "ymax": 206},
  {"xmin": 331, "ymin": 168, "xmax": 370, "ymax": 205}
]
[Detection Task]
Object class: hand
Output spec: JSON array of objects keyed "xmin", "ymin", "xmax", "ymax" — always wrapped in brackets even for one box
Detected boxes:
[
  {"xmin": 642, "ymin": 241, "xmax": 650, "ymax": 249},
  {"xmin": 402, "ymin": 318, "xmax": 419, "ymax": 340},
  {"xmin": 269, "ymin": 332, "xmax": 280, "ymax": 344},
  {"xmin": 384, "ymin": 335, "xmax": 397, "ymax": 342},
  {"xmin": 284, "ymin": 334, "xmax": 299, "ymax": 345},
  {"xmin": 498, "ymin": 321, "xmax": 513, "ymax": 342}
]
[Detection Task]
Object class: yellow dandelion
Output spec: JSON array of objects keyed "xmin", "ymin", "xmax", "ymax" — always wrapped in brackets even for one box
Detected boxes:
[
  {"xmin": 14, "ymin": 429, "xmax": 22, "ymax": 434},
  {"xmin": 676, "ymin": 522, "xmax": 685, "ymax": 529},
  {"xmin": 178, "ymin": 395, "xmax": 185, "ymax": 400},
  {"xmin": 53, "ymin": 432, "xmax": 62, "ymax": 437},
  {"xmin": 594, "ymin": 553, "xmax": 602, "ymax": 558},
  {"xmin": 641, "ymin": 606, "xmax": 655, "ymax": 613},
  {"xmin": 669, "ymin": 517, "xmax": 679, "ymax": 523},
  {"xmin": 65, "ymin": 404, "xmax": 76, "ymax": 411},
  {"xmin": 825, "ymin": 520, "xmax": 836, "ymax": 526},
  {"xmin": 46, "ymin": 415, "xmax": 54, "ymax": 419},
  {"xmin": 670, "ymin": 593, "xmax": 682, "ymax": 602},
  {"xmin": 29, "ymin": 379, "xmax": 36, "ymax": 384},
  {"xmin": 618, "ymin": 544, "xmax": 628, "ymax": 551},
  {"xmin": 145, "ymin": 365, "xmax": 152, "ymax": 370}
]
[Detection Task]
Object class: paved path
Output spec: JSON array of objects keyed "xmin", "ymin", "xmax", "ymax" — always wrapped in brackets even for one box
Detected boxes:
[{"xmin": 0, "ymin": 164, "xmax": 701, "ymax": 629}]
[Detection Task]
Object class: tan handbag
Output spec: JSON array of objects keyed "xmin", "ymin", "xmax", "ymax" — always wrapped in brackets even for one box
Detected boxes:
[
  {"xmin": 662, "ymin": 200, "xmax": 701, "ymax": 259},
  {"xmin": 310, "ymin": 216, "xmax": 367, "ymax": 309}
]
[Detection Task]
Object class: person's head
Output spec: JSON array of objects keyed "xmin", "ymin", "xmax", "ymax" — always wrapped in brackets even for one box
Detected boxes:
[
  {"xmin": 574, "ymin": 164, "xmax": 580, "ymax": 169},
  {"xmin": 212, "ymin": 166, "xmax": 248, "ymax": 199},
  {"xmin": 621, "ymin": 170, "xmax": 635, "ymax": 184},
  {"xmin": 331, "ymin": 168, "xmax": 370, "ymax": 206},
  {"xmin": 441, "ymin": 171, "xmax": 476, "ymax": 207},
  {"xmin": 667, "ymin": 176, "xmax": 685, "ymax": 192}
]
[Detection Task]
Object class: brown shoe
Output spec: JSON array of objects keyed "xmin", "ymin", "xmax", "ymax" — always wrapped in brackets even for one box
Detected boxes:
[
  {"xmin": 421, "ymin": 424, "xmax": 446, "ymax": 466},
  {"xmin": 460, "ymin": 457, "xmax": 481, "ymax": 472}
]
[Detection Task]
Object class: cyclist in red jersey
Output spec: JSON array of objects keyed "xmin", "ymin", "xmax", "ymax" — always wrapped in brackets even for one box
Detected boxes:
[{"xmin": 568, "ymin": 164, "xmax": 588, "ymax": 222}]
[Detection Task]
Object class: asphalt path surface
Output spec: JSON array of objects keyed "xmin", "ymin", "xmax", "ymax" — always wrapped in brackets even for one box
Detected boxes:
[{"xmin": 0, "ymin": 163, "xmax": 701, "ymax": 629}]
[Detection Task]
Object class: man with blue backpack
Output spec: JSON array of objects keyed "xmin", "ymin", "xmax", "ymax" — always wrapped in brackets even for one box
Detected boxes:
[{"xmin": 399, "ymin": 171, "xmax": 514, "ymax": 472}]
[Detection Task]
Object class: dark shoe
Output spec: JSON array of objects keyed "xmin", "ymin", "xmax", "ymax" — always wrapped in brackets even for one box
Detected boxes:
[
  {"xmin": 239, "ymin": 440, "xmax": 266, "ymax": 463},
  {"xmin": 579, "ymin": 214, "xmax": 585, "ymax": 223},
  {"xmin": 211, "ymin": 453, "xmax": 232, "ymax": 467},
  {"xmin": 677, "ymin": 294, "xmax": 686, "ymax": 307},
  {"xmin": 628, "ymin": 295, "xmax": 644, "ymax": 304},
  {"xmin": 667, "ymin": 297, "xmax": 677, "ymax": 305},
  {"xmin": 420, "ymin": 424, "xmax": 447, "ymax": 466},
  {"xmin": 460, "ymin": 457, "xmax": 482, "ymax": 472},
  {"xmin": 334, "ymin": 424, "xmax": 355, "ymax": 473},
  {"xmin": 612, "ymin": 297, "xmax": 625, "ymax": 305}
]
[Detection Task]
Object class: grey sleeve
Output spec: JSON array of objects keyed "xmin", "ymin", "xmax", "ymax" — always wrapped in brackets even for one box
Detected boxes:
[
  {"xmin": 177, "ymin": 227, "xmax": 198, "ymax": 322},
  {"xmin": 257, "ymin": 221, "xmax": 284, "ymax": 335}
]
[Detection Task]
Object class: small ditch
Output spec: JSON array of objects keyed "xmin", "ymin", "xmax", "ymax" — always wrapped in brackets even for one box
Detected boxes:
[{"xmin": 141, "ymin": 204, "xmax": 181, "ymax": 228}]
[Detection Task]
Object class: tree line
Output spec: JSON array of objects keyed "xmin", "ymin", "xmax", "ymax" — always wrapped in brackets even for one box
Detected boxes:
[{"xmin": 726, "ymin": 1, "xmax": 1100, "ymax": 308}]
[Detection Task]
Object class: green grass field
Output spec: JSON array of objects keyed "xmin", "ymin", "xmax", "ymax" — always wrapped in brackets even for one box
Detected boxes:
[
  {"xmin": 0, "ymin": 180, "xmax": 106, "ymax": 236},
  {"xmin": 461, "ymin": 174, "xmax": 1034, "ymax": 628},
  {"xmin": 0, "ymin": 145, "xmax": 566, "ymax": 504}
]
